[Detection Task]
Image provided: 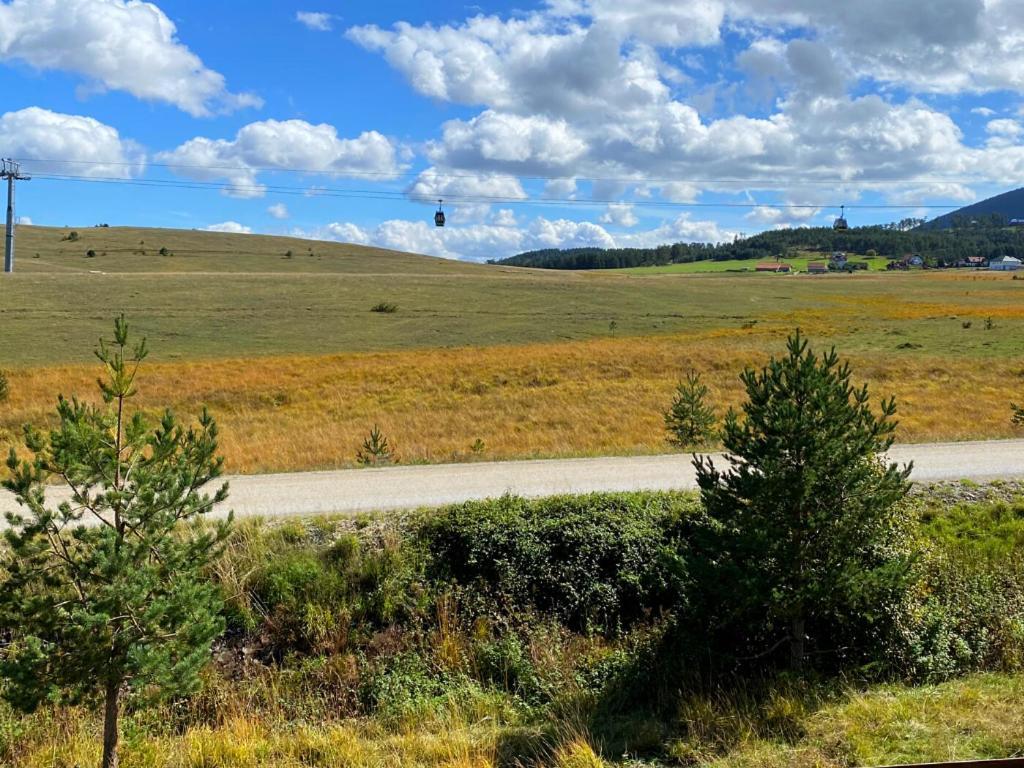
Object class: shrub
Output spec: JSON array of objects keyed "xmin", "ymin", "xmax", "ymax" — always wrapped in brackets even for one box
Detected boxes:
[
  {"xmin": 237, "ymin": 526, "xmax": 425, "ymax": 657},
  {"xmin": 985, "ymin": 316, "xmax": 995, "ymax": 330},
  {"xmin": 250, "ymin": 550, "xmax": 350, "ymax": 654},
  {"xmin": 370, "ymin": 302, "xmax": 398, "ymax": 314},
  {"xmin": 665, "ymin": 371, "xmax": 717, "ymax": 448},
  {"xmin": 1013, "ymin": 404, "xmax": 1023, "ymax": 427},
  {"xmin": 85, "ymin": 249, "xmax": 96, "ymax": 258},
  {"xmin": 962, "ymin": 320, "xmax": 973, "ymax": 329},
  {"xmin": 159, "ymin": 247, "xmax": 171, "ymax": 257},
  {"xmin": 356, "ymin": 425, "xmax": 396, "ymax": 466},
  {"xmin": 418, "ymin": 492, "xmax": 696, "ymax": 635},
  {"xmin": 0, "ymin": 371, "xmax": 7, "ymax": 403},
  {"xmin": 898, "ymin": 499, "xmax": 1024, "ymax": 680}
]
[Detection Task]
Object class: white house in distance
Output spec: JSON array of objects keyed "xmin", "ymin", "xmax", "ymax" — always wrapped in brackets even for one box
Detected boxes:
[{"xmin": 989, "ymin": 256, "xmax": 1022, "ymax": 271}]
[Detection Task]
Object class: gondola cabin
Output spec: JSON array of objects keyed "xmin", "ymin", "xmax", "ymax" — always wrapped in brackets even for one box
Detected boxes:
[
  {"xmin": 833, "ymin": 205, "xmax": 849, "ymax": 231},
  {"xmin": 435, "ymin": 200, "xmax": 446, "ymax": 228}
]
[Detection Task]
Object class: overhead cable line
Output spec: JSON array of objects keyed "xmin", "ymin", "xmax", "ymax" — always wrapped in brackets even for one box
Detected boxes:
[
  {"xmin": 12, "ymin": 156, "xmax": 1015, "ymax": 188},
  {"xmin": 28, "ymin": 173, "xmax": 964, "ymax": 211}
]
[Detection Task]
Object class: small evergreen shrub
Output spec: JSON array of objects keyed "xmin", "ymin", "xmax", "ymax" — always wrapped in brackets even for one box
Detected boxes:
[
  {"xmin": 665, "ymin": 371, "xmax": 717, "ymax": 448},
  {"xmin": 370, "ymin": 302, "xmax": 398, "ymax": 313},
  {"xmin": 356, "ymin": 425, "xmax": 396, "ymax": 466}
]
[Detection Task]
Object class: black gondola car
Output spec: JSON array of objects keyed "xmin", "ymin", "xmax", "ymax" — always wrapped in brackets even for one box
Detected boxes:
[
  {"xmin": 833, "ymin": 205, "xmax": 849, "ymax": 231},
  {"xmin": 435, "ymin": 200, "xmax": 446, "ymax": 227}
]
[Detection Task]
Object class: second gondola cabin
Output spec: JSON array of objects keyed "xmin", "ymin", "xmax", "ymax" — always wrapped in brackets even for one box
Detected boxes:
[{"xmin": 435, "ymin": 200, "xmax": 446, "ymax": 228}]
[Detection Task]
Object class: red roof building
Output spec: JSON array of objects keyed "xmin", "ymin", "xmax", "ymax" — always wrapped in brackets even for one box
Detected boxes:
[{"xmin": 756, "ymin": 262, "xmax": 791, "ymax": 273}]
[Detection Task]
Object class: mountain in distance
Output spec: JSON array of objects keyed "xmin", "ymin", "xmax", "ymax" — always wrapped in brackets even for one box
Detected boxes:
[{"xmin": 923, "ymin": 186, "xmax": 1024, "ymax": 229}]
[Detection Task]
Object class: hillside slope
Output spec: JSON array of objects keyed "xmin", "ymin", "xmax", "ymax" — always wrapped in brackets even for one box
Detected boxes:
[
  {"xmin": 924, "ymin": 187, "xmax": 1024, "ymax": 229},
  {"xmin": 12, "ymin": 225, "xmax": 482, "ymax": 275}
]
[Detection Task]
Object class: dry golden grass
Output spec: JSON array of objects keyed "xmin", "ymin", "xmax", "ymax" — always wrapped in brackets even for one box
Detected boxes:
[{"xmin": 3, "ymin": 327, "xmax": 1021, "ymax": 474}]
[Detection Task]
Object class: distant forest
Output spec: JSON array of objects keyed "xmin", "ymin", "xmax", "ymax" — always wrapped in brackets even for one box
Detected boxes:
[{"xmin": 495, "ymin": 215, "xmax": 1024, "ymax": 270}]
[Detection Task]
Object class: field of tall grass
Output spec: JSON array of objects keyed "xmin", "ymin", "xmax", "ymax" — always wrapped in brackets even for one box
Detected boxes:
[
  {"xmin": 3, "ymin": 330, "xmax": 1022, "ymax": 474},
  {"xmin": 3, "ymin": 226, "xmax": 1023, "ymax": 473},
  {"xmin": 2, "ymin": 486, "xmax": 1023, "ymax": 767}
]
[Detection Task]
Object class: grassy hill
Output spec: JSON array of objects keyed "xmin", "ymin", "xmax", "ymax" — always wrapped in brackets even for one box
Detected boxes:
[
  {"xmin": 13, "ymin": 225, "xmax": 480, "ymax": 275},
  {"xmin": 2, "ymin": 224, "xmax": 1024, "ymax": 472}
]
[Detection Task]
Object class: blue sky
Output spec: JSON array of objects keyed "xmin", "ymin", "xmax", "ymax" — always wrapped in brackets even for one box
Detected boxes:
[{"xmin": 2, "ymin": 0, "xmax": 1023, "ymax": 260}]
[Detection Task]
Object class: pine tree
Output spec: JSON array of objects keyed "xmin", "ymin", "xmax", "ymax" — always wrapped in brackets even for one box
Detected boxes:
[
  {"xmin": 0, "ymin": 370, "xmax": 8, "ymax": 403},
  {"xmin": 356, "ymin": 424, "xmax": 395, "ymax": 466},
  {"xmin": 1013, "ymin": 403, "xmax": 1024, "ymax": 427},
  {"xmin": 0, "ymin": 316, "xmax": 232, "ymax": 768},
  {"xmin": 694, "ymin": 331, "xmax": 913, "ymax": 671},
  {"xmin": 665, "ymin": 371, "xmax": 717, "ymax": 448}
]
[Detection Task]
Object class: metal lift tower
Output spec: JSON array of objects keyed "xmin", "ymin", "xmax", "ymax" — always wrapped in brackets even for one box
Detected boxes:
[{"xmin": 1, "ymin": 158, "xmax": 31, "ymax": 274}]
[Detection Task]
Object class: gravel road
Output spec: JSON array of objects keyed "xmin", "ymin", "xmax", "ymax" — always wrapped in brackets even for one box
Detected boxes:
[{"xmin": 1, "ymin": 440, "xmax": 1021, "ymax": 522}]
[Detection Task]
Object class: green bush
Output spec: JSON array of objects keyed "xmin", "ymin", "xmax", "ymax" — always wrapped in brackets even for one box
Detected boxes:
[
  {"xmin": 240, "ymin": 527, "xmax": 426, "ymax": 657},
  {"xmin": 899, "ymin": 499, "xmax": 1024, "ymax": 680},
  {"xmin": 418, "ymin": 493, "xmax": 697, "ymax": 635}
]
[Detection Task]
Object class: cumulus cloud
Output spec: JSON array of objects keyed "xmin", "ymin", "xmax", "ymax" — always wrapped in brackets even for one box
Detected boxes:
[
  {"xmin": 267, "ymin": 203, "xmax": 289, "ymax": 220},
  {"xmin": 428, "ymin": 111, "xmax": 587, "ymax": 175},
  {"xmin": 728, "ymin": 0, "xmax": 1024, "ymax": 94},
  {"xmin": 0, "ymin": 107, "xmax": 144, "ymax": 177},
  {"xmin": 350, "ymin": 5, "xmax": 1023, "ymax": 210},
  {"xmin": 296, "ymin": 11, "xmax": 334, "ymax": 31},
  {"xmin": 205, "ymin": 221, "xmax": 252, "ymax": 234},
  {"xmin": 157, "ymin": 120, "xmax": 402, "ymax": 198},
  {"xmin": 407, "ymin": 167, "xmax": 527, "ymax": 203},
  {"xmin": 294, "ymin": 211, "xmax": 734, "ymax": 261},
  {"xmin": 0, "ymin": 0, "xmax": 261, "ymax": 116},
  {"xmin": 600, "ymin": 203, "xmax": 639, "ymax": 228}
]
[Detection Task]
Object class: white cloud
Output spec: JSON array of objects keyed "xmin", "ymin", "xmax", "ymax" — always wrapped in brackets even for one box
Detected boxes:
[
  {"xmin": 428, "ymin": 111, "xmax": 588, "ymax": 175},
  {"xmin": 16, "ymin": 216, "xmax": 32, "ymax": 225},
  {"xmin": 296, "ymin": 11, "xmax": 333, "ymax": 31},
  {"xmin": 549, "ymin": 0, "xmax": 726, "ymax": 47},
  {"xmin": 205, "ymin": 221, "xmax": 252, "ymax": 234},
  {"xmin": 351, "ymin": 7, "xmax": 1019, "ymax": 209},
  {"xmin": 0, "ymin": 0, "xmax": 261, "ymax": 116},
  {"xmin": 0, "ymin": 107, "xmax": 144, "ymax": 177},
  {"xmin": 972, "ymin": 107, "xmax": 997, "ymax": 116},
  {"xmin": 157, "ymin": 120, "xmax": 402, "ymax": 198},
  {"xmin": 492, "ymin": 208, "xmax": 517, "ymax": 227},
  {"xmin": 599, "ymin": 203, "xmax": 639, "ymax": 228},
  {"xmin": 294, "ymin": 211, "xmax": 734, "ymax": 261},
  {"xmin": 987, "ymin": 118, "xmax": 1023, "ymax": 137},
  {"xmin": 985, "ymin": 118, "xmax": 1024, "ymax": 148},
  {"xmin": 544, "ymin": 178, "xmax": 578, "ymax": 199},
  {"xmin": 267, "ymin": 203, "xmax": 290, "ymax": 220},
  {"xmin": 407, "ymin": 167, "xmax": 527, "ymax": 203}
]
